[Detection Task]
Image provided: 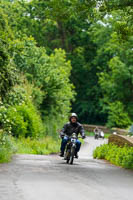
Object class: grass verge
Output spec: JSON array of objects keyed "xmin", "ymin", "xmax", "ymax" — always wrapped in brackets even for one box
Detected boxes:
[
  {"xmin": 93, "ymin": 143, "xmax": 133, "ymax": 169},
  {"xmin": 14, "ymin": 137, "xmax": 61, "ymax": 155},
  {"xmin": 0, "ymin": 132, "xmax": 16, "ymax": 163},
  {"xmin": 0, "ymin": 133, "xmax": 85, "ymax": 163}
]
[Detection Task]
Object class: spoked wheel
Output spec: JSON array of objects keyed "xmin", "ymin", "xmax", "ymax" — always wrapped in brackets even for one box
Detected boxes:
[
  {"xmin": 65, "ymin": 150, "xmax": 70, "ymax": 164},
  {"xmin": 69, "ymin": 147, "xmax": 75, "ymax": 165}
]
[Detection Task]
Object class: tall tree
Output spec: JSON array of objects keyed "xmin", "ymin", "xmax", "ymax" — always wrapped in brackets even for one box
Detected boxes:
[{"xmin": 0, "ymin": 7, "xmax": 18, "ymax": 100}]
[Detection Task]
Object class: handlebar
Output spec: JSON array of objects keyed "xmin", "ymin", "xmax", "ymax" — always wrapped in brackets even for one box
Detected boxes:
[{"xmin": 60, "ymin": 134, "xmax": 85, "ymax": 139}]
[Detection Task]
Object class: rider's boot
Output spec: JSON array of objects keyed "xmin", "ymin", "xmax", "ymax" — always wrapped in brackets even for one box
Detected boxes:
[{"xmin": 59, "ymin": 152, "xmax": 64, "ymax": 157}]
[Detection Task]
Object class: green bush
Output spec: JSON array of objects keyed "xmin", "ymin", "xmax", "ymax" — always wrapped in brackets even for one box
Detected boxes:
[
  {"xmin": 93, "ymin": 143, "xmax": 133, "ymax": 169},
  {"xmin": 0, "ymin": 102, "xmax": 45, "ymax": 138},
  {"xmin": 3, "ymin": 86, "xmax": 26, "ymax": 106},
  {"xmin": 0, "ymin": 131, "xmax": 16, "ymax": 163},
  {"xmin": 15, "ymin": 103, "xmax": 44, "ymax": 138},
  {"xmin": 93, "ymin": 144, "xmax": 110, "ymax": 159}
]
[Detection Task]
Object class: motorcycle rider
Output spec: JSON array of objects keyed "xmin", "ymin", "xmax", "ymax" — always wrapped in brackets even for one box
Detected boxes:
[
  {"xmin": 94, "ymin": 126, "xmax": 99, "ymax": 136},
  {"xmin": 59, "ymin": 113, "xmax": 85, "ymax": 158}
]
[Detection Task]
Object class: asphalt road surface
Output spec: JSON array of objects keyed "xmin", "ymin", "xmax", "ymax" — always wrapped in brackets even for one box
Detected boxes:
[{"xmin": 0, "ymin": 137, "xmax": 133, "ymax": 200}]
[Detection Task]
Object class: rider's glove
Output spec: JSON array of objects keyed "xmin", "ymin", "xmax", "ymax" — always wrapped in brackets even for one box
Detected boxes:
[
  {"xmin": 82, "ymin": 135, "xmax": 86, "ymax": 139},
  {"xmin": 60, "ymin": 133, "xmax": 65, "ymax": 139}
]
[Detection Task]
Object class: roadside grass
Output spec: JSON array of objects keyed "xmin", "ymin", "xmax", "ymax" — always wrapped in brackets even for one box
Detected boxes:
[
  {"xmin": 0, "ymin": 132, "xmax": 17, "ymax": 163},
  {"xmin": 93, "ymin": 143, "xmax": 133, "ymax": 169},
  {"xmin": 0, "ymin": 150, "xmax": 13, "ymax": 163},
  {"xmin": 0, "ymin": 131, "xmax": 85, "ymax": 163},
  {"xmin": 104, "ymin": 133, "xmax": 111, "ymax": 139},
  {"xmin": 14, "ymin": 137, "xmax": 61, "ymax": 155},
  {"xmin": 14, "ymin": 136, "xmax": 84, "ymax": 155}
]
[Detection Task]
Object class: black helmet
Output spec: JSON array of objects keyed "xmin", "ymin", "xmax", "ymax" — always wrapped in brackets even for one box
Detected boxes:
[{"xmin": 69, "ymin": 113, "xmax": 78, "ymax": 121}]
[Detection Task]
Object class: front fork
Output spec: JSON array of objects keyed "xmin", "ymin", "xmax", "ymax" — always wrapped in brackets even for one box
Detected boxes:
[{"xmin": 65, "ymin": 142, "xmax": 76, "ymax": 159}]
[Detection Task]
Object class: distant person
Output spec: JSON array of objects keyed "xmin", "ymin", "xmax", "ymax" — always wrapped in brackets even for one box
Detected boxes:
[
  {"xmin": 94, "ymin": 126, "xmax": 99, "ymax": 135},
  {"xmin": 94, "ymin": 126, "xmax": 100, "ymax": 139},
  {"xmin": 94, "ymin": 127, "xmax": 104, "ymax": 139},
  {"xmin": 59, "ymin": 113, "xmax": 85, "ymax": 158}
]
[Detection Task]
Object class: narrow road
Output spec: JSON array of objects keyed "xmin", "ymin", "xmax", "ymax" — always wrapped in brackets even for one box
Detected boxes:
[{"xmin": 0, "ymin": 137, "xmax": 132, "ymax": 200}]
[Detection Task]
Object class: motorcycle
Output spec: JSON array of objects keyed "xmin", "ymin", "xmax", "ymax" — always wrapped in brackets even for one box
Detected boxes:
[
  {"xmin": 64, "ymin": 133, "xmax": 81, "ymax": 165},
  {"xmin": 94, "ymin": 132, "xmax": 99, "ymax": 139},
  {"xmin": 94, "ymin": 130, "xmax": 104, "ymax": 139}
]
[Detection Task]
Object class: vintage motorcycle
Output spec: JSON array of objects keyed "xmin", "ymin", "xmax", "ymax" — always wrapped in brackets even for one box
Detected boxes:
[
  {"xmin": 64, "ymin": 133, "xmax": 81, "ymax": 165},
  {"xmin": 94, "ymin": 130, "xmax": 104, "ymax": 139}
]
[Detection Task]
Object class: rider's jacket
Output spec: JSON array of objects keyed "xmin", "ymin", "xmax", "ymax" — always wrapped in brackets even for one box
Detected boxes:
[{"xmin": 60, "ymin": 122, "xmax": 85, "ymax": 137}]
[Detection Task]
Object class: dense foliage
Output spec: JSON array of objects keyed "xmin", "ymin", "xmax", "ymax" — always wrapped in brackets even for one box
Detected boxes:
[
  {"xmin": 93, "ymin": 143, "xmax": 133, "ymax": 169},
  {"xmin": 0, "ymin": 101, "xmax": 44, "ymax": 138},
  {"xmin": 0, "ymin": 8, "xmax": 18, "ymax": 99},
  {"xmin": 1, "ymin": 0, "xmax": 133, "ymax": 127},
  {"xmin": 0, "ymin": 0, "xmax": 133, "ymax": 162},
  {"xmin": 0, "ymin": 1, "xmax": 74, "ymax": 137},
  {"xmin": 0, "ymin": 0, "xmax": 75, "ymax": 162}
]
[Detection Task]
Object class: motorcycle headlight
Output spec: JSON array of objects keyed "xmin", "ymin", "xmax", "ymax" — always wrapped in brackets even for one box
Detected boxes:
[{"xmin": 71, "ymin": 138, "xmax": 76, "ymax": 142}]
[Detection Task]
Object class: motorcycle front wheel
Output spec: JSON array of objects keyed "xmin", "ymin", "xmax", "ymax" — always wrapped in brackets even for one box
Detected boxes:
[
  {"xmin": 69, "ymin": 147, "xmax": 75, "ymax": 165},
  {"xmin": 65, "ymin": 150, "xmax": 70, "ymax": 164}
]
